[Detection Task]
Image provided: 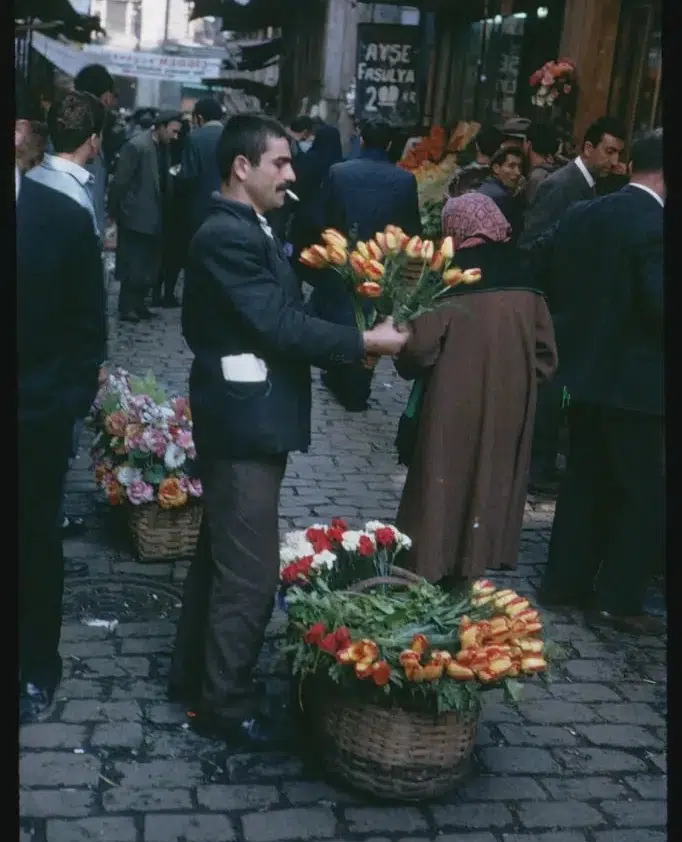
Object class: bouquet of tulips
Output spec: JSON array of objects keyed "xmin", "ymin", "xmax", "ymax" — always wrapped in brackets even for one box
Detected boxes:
[{"xmin": 299, "ymin": 225, "xmax": 481, "ymax": 331}]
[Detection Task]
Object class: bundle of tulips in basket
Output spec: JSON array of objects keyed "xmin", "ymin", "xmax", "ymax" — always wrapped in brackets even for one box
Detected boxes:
[
  {"xmin": 88, "ymin": 368, "xmax": 203, "ymax": 561},
  {"xmin": 299, "ymin": 226, "xmax": 481, "ymax": 331},
  {"xmin": 279, "ymin": 518, "xmax": 556, "ymax": 799}
]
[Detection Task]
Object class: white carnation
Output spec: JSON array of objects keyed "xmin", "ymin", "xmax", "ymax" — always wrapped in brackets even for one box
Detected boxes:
[
  {"xmin": 280, "ymin": 547, "xmax": 299, "ymax": 565},
  {"xmin": 341, "ymin": 531, "xmax": 376, "ymax": 552},
  {"xmin": 364, "ymin": 520, "xmax": 387, "ymax": 532},
  {"xmin": 164, "ymin": 443, "xmax": 186, "ymax": 469},
  {"xmin": 311, "ymin": 550, "xmax": 336, "ymax": 570},
  {"xmin": 116, "ymin": 466, "xmax": 142, "ymax": 487}
]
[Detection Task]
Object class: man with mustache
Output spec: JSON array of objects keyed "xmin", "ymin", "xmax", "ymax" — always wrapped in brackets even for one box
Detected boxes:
[{"xmin": 169, "ymin": 114, "xmax": 409, "ymax": 748}]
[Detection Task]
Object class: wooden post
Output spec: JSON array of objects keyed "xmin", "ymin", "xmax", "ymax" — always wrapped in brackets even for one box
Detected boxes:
[{"xmin": 559, "ymin": 0, "xmax": 622, "ymax": 143}]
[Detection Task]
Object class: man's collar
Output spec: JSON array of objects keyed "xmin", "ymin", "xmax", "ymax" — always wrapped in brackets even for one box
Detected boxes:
[
  {"xmin": 629, "ymin": 181, "xmax": 664, "ymax": 208},
  {"xmin": 360, "ymin": 147, "xmax": 390, "ymax": 162},
  {"xmin": 41, "ymin": 153, "xmax": 94, "ymax": 186},
  {"xmin": 574, "ymin": 155, "xmax": 595, "ymax": 188}
]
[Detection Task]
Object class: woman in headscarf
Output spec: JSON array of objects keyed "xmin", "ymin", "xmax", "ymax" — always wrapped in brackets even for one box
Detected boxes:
[{"xmin": 394, "ymin": 193, "xmax": 558, "ymax": 586}]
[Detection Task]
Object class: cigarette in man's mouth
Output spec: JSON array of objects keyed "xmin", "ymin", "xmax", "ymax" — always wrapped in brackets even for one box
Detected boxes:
[{"xmin": 285, "ymin": 189, "xmax": 299, "ymax": 202}]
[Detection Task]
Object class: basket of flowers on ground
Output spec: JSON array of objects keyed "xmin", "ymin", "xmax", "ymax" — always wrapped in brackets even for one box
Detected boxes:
[
  {"xmin": 89, "ymin": 368, "xmax": 203, "ymax": 562},
  {"xmin": 279, "ymin": 519, "xmax": 551, "ymax": 801}
]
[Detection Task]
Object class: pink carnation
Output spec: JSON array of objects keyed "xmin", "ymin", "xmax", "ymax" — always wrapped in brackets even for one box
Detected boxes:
[
  {"xmin": 140, "ymin": 429, "xmax": 167, "ymax": 458},
  {"xmin": 126, "ymin": 480, "xmax": 155, "ymax": 505},
  {"xmin": 186, "ymin": 477, "xmax": 203, "ymax": 498},
  {"xmin": 175, "ymin": 429, "xmax": 194, "ymax": 450}
]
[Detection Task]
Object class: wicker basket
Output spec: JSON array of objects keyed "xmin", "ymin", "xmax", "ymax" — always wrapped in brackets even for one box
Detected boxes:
[
  {"xmin": 304, "ymin": 566, "xmax": 479, "ymax": 800},
  {"xmin": 321, "ymin": 699, "xmax": 478, "ymax": 801},
  {"xmin": 128, "ymin": 502, "xmax": 202, "ymax": 562}
]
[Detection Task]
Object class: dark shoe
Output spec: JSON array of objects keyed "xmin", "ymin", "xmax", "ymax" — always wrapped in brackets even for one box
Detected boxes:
[
  {"xmin": 64, "ymin": 557, "xmax": 89, "ymax": 577},
  {"xmin": 136, "ymin": 307, "xmax": 158, "ymax": 320},
  {"xmin": 161, "ymin": 296, "xmax": 180, "ymax": 308},
  {"xmin": 168, "ymin": 682, "xmax": 200, "ymax": 707},
  {"xmin": 585, "ymin": 609, "xmax": 666, "ymax": 636},
  {"xmin": 189, "ymin": 710, "xmax": 290, "ymax": 750},
  {"xmin": 536, "ymin": 587, "xmax": 588, "ymax": 609},
  {"xmin": 19, "ymin": 677, "xmax": 59, "ymax": 725},
  {"xmin": 120, "ymin": 311, "xmax": 141, "ymax": 323},
  {"xmin": 61, "ymin": 515, "xmax": 86, "ymax": 538}
]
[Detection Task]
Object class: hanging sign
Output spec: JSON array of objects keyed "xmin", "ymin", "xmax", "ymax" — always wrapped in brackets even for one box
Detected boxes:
[{"xmin": 354, "ymin": 23, "xmax": 420, "ymax": 127}]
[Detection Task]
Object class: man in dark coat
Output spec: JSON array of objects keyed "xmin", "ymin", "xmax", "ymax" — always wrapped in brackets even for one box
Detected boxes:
[
  {"xmin": 519, "ymin": 116, "xmax": 626, "ymax": 487},
  {"xmin": 539, "ymin": 130, "xmax": 664, "ymax": 636},
  {"xmin": 312, "ymin": 119, "xmax": 421, "ymax": 411},
  {"xmin": 178, "ymin": 97, "xmax": 224, "ymax": 241},
  {"xmin": 445, "ymin": 123, "xmax": 503, "ymax": 198},
  {"xmin": 476, "ymin": 145, "xmax": 525, "ymax": 242},
  {"xmin": 168, "ymin": 114, "xmax": 409, "ymax": 748},
  {"xmin": 18, "ymin": 128, "xmax": 107, "ymax": 724},
  {"xmin": 109, "ymin": 110, "xmax": 182, "ymax": 322}
]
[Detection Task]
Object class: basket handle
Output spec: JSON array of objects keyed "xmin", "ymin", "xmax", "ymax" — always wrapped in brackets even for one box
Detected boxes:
[{"xmin": 346, "ymin": 565, "xmax": 424, "ymax": 594}]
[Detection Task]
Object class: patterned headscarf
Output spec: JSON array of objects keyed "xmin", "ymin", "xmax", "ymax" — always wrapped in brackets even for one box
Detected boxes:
[{"xmin": 442, "ymin": 192, "xmax": 512, "ymax": 250}]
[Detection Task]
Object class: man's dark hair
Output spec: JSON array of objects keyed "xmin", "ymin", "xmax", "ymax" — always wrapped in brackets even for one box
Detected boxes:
[
  {"xmin": 47, "ymin": 90, "xmax": 106, "ymax": 154},
  {"xmin": 583, "ymin": 116, "xmax": 626, "ymax": 150},
  {"xmin": 289, "ymin": 115, "xmax": 314, "ymax": 134},
  {"xmin": 490, "ymin": 145, "xmax": 524, "ymax": 167},
  {"xmin": 194, "ymin": 97, "xmax": 223, "ymax": 123},
  {"xmin": 155, "ymin": 110, "xmax": 183, "ymax": 127},
  {"xmin": 527, "ymin": 123, "xmax": 559, "ymax": 158},
  {"xmin": 74, "ymin": 64, "xmax": 115, "ymax": 99},
  {"xmin": 360, "ymin": 119, "xmax": 393, "ymax": 151},
  {"xmin": 217, "ymin": 113, "xmax": 290, "ymax": 181},
  {"xmin": 475, "ymin": 125, "xmax": 504, "ymax": 158},
  {"xmin": 630, "ymin": 128, "xmax": 663, "ymax": 174}
]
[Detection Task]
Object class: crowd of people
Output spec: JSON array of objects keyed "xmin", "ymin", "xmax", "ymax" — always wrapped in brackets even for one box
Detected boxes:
[{"xmin": 17, "ymin": 63, "xmax": 664, "ymax": 752}]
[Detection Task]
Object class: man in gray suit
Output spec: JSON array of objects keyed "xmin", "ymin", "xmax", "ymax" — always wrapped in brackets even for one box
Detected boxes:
[
  {"xmin": 110, "ymin": 110, "xmax": 182, "ymax": 322},
  {"xmin": 178, "ymin": 97, "xmax": 224, "ymax": 240},
  {"xmin": 519, "ymin": 116, "xmax": 626, "ymax": 248},
  {"xmin": 520, "ymin": 116, "xmax": 626, "ymax": 489}
]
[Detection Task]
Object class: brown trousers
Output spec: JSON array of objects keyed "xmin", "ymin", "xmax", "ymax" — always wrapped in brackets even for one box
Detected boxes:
[{"xmin": 169, "ymin": 455, "xmax": 287, "ymax": 720}]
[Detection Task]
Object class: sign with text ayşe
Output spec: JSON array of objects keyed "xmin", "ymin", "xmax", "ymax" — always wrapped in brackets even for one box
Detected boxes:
[{"xmin": 355, "ymin": 24, "xmax": 420, "ymax": 127}]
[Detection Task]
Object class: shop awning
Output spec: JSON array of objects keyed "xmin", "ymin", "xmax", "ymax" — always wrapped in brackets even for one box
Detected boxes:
[
  {"xmin": 15, "ymin": 0, "xmax": 103, "ymax": 42},
  {"xmin": 189, "ymin": 0, "xmax": 325, "ymax": 29}
]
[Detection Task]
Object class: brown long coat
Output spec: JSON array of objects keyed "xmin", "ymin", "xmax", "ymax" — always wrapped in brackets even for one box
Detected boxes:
[{"xmin": 395, "ymin": 265, "xmax": 557, "ymax": 582}]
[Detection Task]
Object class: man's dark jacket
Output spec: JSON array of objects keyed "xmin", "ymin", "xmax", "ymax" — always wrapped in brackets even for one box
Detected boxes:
[
  {"xmin": 477, "ymin": 176, "xmax": 524, "ymax": 241},
  {"xmin": 519, "ymin": 158, "xmax": 595, "ymax": 248},
  {"xmin": 323, "ymin": 148, "xmax": 421, "ymax": 240},
  {"xmin": 18, "ymin": 177, "xmax": 107, "ymax": 423},
  {"xmin": 182, "ymin": 197, "xmax": 364, "ymax": 459},
  {"xmin": 549, "ymin": 184, "xmax": 663, "ymax": 416},
  {"xmin": 178, "ymin": 121, "xmax": 223, "ymax": 236}
]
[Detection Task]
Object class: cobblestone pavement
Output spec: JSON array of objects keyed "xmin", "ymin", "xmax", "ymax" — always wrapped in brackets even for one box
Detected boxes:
[{"xmin": 20, "ymin": 278, "xmax": 667, "ymax": 842}]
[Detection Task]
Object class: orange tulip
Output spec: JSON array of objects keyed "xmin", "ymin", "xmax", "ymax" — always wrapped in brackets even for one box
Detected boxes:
[
  {"xmin": 442, "ymin": 267, "xmax": 464, "ymax": 286},
  {"xmin": 327, "ymin": 244, "xmax": 348, "ymax": 266},
  {"xmin": 374, "ymin": 232, "xmax": 388, "ymax": 253},
  {"xmin": 402, "ymin": 660, "xmax": 424, "ymax": 682},
  {"xmin": 487, "ymin": 616, "xmax": 511, "ymax": 640},
  {"xmin": 430, "ymin": 650, "xmax": 453, "ymax": 666},
  {"xmin": 399, "ymin": 649, "xmax": 421, "ymax": 666},
  {"xmin": 521, "ymin": 656, "xmax": 548, "ymax": 674},
  {"xmin": 371, "ymin": 659, "xmax": 391, "ymax": 686},
  {"xmin": 356, "ymin": 241, "xmax": 370, "ymax": 259},
  {"xmin": 420, "ymin": 240, "xmax": 435, "ymax": 261},
  {"xmin": 447, "ymin": 661, "xmax": 475, "ymax": 680},
  {"xmin": 505, "ymin": 597, "xmax": 531, "ymax": 617},
  {"xmin": 321, "ymin": 228, "xmax": 348, "ymax": 249},
  {"xmin": 472, "ymin": 578, "xmax": 496, "ymax": 596},
  {"xmin": 363, "ymin": 259, "xmax": 385, "ymax": 281},
  {"xmin": 354, "ymin": 660, "xmax": 374, "ymax": 679},
  {"xmin": 336, "ymin": 646, "xmax": 354, "ymax": 664},
  {"xmin": 459, "ymin": 625, "xmax": 482, "ymax": 649},
  {"xmin": 367, "ymin": 239, "xmax": 384, "ymax": 261},
  {"xmin": 456, "ymin": 648, "xmax": 477, "ymax": 666},
  {"xmin": 513, "ymin": 608, "xmax": 540, "ymax": 624},
  {"xmin": 346, "ymin": 639, "xmax": 379, "ymax": 663},
  {"xmin": 472, "ymin": 594, "xmax": 495, "ymax": 607},
  {"xmin": 349, "ymin": 251, "xmax": 367, "ymax": 274},
  {"xmin": 440, "ymin": 235, "xmax": 455, "ymax": 260},
  {"xmin": 299, "ymin": 245, "xmax": 329, "ymax": 268},
  {"xmin": 356, "ymin": 281, "xmax": 382, "ymax": 299},
  {"xmin": 430, "ymin": 250, "xmax": 445, "ymax": 272},
  {"xmin": 410, "ymin": 634, "xmax": 429, "ymax": 655},
  {"xmin": 405, "ymin": 235, "xmax": 423, "ymax": 259},
  {"xmin": 462, "ymin": 268, "xmax": 482, "ymax": 284},
  {"xmin": 517, "ymin": 639, "xmax": 544, "ymax": 654},
  {"xmin": 421, "ymin": 661, "xmax": 444, "ymax": 680}
]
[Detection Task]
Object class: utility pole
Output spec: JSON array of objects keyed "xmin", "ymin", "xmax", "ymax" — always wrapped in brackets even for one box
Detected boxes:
[{"xmin": 163, "ymin": 0, "xmax": 171, "ymax": 45}]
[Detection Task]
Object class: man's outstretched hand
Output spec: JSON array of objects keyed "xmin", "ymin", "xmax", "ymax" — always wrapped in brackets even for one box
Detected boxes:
[{"xmin": 362, "ymin": 317, "xmax": 410, "ymax": 357}]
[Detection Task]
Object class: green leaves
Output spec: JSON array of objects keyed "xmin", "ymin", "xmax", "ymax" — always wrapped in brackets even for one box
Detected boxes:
[{"xmin": 143, "ymin": 464, "xmax": 166, "ymax": 485}]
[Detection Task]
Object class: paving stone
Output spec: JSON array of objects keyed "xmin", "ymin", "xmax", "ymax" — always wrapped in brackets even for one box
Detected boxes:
[
  {"xmin": 498, "ymin": 724, "xmax": 579, "ymax": 746},
  {"xmin": 282, "ymin": 781, "xmax": 359, "ymax": 805},
  {"xmin": 502, "ymin": 835, "xmax": 589, "ymax": 842},
  {"xmin": 20, "ymin": 724, "xmax": 88, "ymax": 750},
  {"xmin": 46, "ymin": 817, "xmax": 137, "ymax": 841},
  {"xmin": 55, "ymin": 679, "xmax": 109, "ymax": 700},
  {"xmin": 436, "ymin": 835, "xmax": 498, "ymax": 842},
  {"xmin": 563, "ymin": 660, "xmax": 632, "ymax": 682},
  {"xmin": 21, "ymin": 788, "xmax": 95, "ymax": 818},
  {"xmin": 624, "ymin": 775, "xmax": 667, "ymax": 799},
  {"xmin": 20, "ymin": 752, "xmax": 100, "ymax": 787},
  {"xmin": 197, "ymin": 784, "xmax": 281, "ymax": 811},
  {"xmin": 616, "ymin": 683, "xmax": 666, "ymax": 703},
  {"xmin": 81, "ymin": 657, "xmax": 150, "ymax": 677},
  {"xmin": 455, "ymin": 775, "xmax": 548, "ymax": 801},
  {"xmin": 547, "ymin": 683, "xmax": 622, "ymax": 702},
  {"xmin": 431, "ymin": 803, "xmax": 513, "ymax": 829},
  {"xmin": 542, "ymin": 777, "xmax": 628, "ymax": 800},
  {"xmin": 553, "ymin": 748, "xmax": 647, "ymax": 773},
  {"xmin": 144, "ymin": 814, "xmax": 236, "ymax": 841},
  {"xmin": 120, "ymin": 636, "xmax": 172, "ymax": 654},
  {"xmin": 113, "ymin": 758, "xmax": 203, "ymax": 788},
  {"xmin": 599, "ymin": 800, "xmax": 667, "ymax": 827},
  {"xmin": 478, "ymin": 747, "xmax": 561, "ymax": 774},
  {"xmin": 60, "ymin": 700, "xmax": 141, "ymax": 722},
  {"xmin": 61, "ymin": 641, "xmax": 116, "ymax": 658},
  {"xmin": 91, "ymin": 722, "xmax": 144, "ymax": 749},
  {"xmin": 242, "ymin": 807, "xmax": 337, "ymax": 841},
  {"xmin": 517, "ymin": 701, "xmax": 599, "ymax": 723},
  {"xmin": 592, "ymin": 832, "xmax": 667, "ymax": 842},
  {"xmin": 110, "ymin": 679, "xmax": 165, "ymax": 700},
  {"xmin": 345, "ymin": 807, "xmax": 428, "ymax": 834},
  {"xmin": 575, "ymin": 725, "xmax": 663, "ymax": 748},
  {"xmin": 143, "ymin": 703, "xmax": 188, "ymax": 724},
  {"xmin": 103, "ymin": 787, "xmax": 192, "ymax": 812},
  {"xmin": 592, "ymin": 704, "xmax": 666, "ymax": 726},
  {"xmin": 225, "ymin": 752, "xmax": 304, "ymax": 782},
  {"xmin": 517, "ymin": 801, "xmax": 605, "ymax": 828}
]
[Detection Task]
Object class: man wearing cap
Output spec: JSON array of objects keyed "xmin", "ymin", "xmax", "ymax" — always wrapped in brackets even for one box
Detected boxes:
[
  {"xmin": 500, "ymin": 116, "xmax": 532, "ymax": 154},
  {"xmin": 109, "ymin": 110, "xmax": 182, "ymax": 322}
]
